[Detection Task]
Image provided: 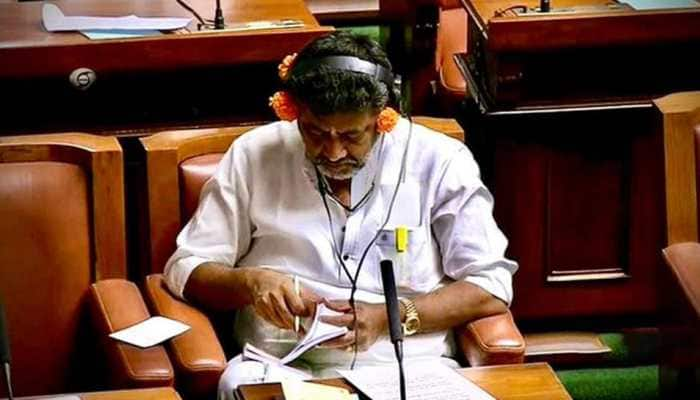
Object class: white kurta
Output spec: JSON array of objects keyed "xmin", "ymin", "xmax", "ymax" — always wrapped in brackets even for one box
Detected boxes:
[{"xmin": 164, "ymin": 118, "xmax": 517, "ymax": 372}]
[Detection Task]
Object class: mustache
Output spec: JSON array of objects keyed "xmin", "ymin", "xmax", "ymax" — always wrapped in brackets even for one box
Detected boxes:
[{"xmin": 312, "ymin": 157, "xmax": 359, "ymax": 167}]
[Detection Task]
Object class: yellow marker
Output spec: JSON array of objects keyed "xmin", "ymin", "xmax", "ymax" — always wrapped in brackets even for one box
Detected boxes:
[{"xmin": 395, "ymin": 226, "xmax": 408, "ymax": 253}]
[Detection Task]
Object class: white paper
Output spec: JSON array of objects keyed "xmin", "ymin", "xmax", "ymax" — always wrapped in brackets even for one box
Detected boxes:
[
  {"xmin": 109, "ymin": 316, "xmax": 190, "ymax": 348},
  {"xmin": 42, "ymin": 3, "xmax": 191, "ymax": 32},
  {"xmin": 242, "ymin": 304, "xmax": 348, "ymax": 365},
  {"xmin": 622, "ymin": 0, "xmax": 699, "ymax": 10},
  {"xmin": 338, "ymin": 361, "xmax": 495, "ymax": 400},
  {"xmin": 282, "ymin": 379, "xmax": 358, "ymax": 400},
  {"xmin": 81, "ymin": 29, "xmax": 162, "ymax": 40}
]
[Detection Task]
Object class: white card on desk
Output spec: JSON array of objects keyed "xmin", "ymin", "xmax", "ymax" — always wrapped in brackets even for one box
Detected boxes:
[{"xmin": 109, "ymin": 316, "xmax": 190, "ymax": 348}]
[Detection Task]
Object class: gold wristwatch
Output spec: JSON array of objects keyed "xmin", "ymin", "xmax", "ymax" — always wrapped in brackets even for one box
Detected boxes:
[{"xmin": 399, "ymin": 298, "xmax": 420, "ymax": 336}]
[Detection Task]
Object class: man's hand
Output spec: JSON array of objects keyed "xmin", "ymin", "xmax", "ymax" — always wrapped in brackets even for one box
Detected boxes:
[
  {"xmin": 319, "ymin": 300, "xmax": 388, "ymax": 352},
  {"xmin": 244, "ymin": 268, "xmax": 321, "ymax": 330}
]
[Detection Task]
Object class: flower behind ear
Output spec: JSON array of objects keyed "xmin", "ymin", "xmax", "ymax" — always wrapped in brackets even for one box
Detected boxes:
[
  {"xmin": 377, "ymin": 107, "xmax": 400, "ymax": 133},
  {"xmin": 269, "ymin": 91, "xmax": 299, "ymax": 121}
]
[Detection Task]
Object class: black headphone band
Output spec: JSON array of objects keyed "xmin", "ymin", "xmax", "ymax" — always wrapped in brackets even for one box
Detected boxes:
[{"xmin": 291, "ymin": 56, "xmax": 395, "ymax": 91}]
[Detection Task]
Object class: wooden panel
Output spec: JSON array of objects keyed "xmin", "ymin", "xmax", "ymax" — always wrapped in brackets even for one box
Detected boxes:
[
  {"xmin": 546, "ymin": 137, "xmax": 628, "ymax": 281},
  {"xmin": 484, "ymin": 107, "xmax": 663, "ymax": 319}
]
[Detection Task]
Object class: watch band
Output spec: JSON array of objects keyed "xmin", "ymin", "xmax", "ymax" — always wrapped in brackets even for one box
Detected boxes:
[{"xmin": 399, "ymin": 297, "xmax": 420, "ymax": 336}]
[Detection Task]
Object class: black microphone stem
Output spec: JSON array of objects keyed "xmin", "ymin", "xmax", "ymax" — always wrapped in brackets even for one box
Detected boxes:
[
  {"xmin": 394, "ymin": 341, "xmax": 406, "ymax": 400},
  {"xmin": 214, "ymin": 0, "xmax": 225, "ymax": 29},
  {"xmin": 380, "ymin": 260, "xmax": 407, "ymax": 400}
]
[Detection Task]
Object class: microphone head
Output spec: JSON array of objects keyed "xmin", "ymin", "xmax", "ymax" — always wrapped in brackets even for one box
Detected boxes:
[{"xmin": 0, "ymin": 300, "xmax": 10, "ymax": 363}]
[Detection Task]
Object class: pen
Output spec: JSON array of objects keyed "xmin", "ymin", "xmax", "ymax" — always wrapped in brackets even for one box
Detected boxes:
[{"xmin": 293, "ymin": 275, "xmax": 300, "ymax": 333}]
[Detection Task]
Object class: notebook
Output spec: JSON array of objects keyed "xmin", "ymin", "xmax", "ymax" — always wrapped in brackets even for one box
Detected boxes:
[{"xmin": 243, "ymin": 303, "xmax": 348, "ymax": 365}]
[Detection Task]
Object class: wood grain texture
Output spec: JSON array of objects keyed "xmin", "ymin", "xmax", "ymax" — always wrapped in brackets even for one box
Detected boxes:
[{"xmin": 656, "ymin": 91, "xmax": 700, "ymax": 244}]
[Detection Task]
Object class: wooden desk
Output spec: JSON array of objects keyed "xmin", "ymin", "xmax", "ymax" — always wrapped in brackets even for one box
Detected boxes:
[
  {"xmin": 236, "ymin": 362, "xmax": 571, "ymax": 400},
  {"xmin": 456, "ymin": 0, "xmax": 700, "ymax": 110},
  {"xmin": 452, "ymin": 0, "xmax": 700, "ymax": 321},
  {"xmin": 8, "ymin": 387, "xmax": 181, "ymax": 400},
  {"xmin": 0, "ymin": 0, "xmax": 332, "ymax": 135},
  {"xmin": 0, "ymin": 0, "xmax": 330, "ymax": 78}
]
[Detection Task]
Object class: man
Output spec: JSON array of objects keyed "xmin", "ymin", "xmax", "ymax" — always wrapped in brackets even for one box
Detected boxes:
[{"xmin": 164, "ymin": 31, "xmax": 517, "ymax": 399}]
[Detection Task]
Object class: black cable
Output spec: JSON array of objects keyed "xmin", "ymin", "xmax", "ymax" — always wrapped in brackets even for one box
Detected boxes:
[
  {"xmin": 175, "ymin": 0, "xmax": 208, "ymax": 27},
  {"xmin": 315, "ymin": 116, "xmax": 414, "ymax": 369}
]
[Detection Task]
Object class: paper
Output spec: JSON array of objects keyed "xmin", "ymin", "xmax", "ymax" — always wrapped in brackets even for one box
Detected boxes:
[
  {"xmin": 81, "ymin": 29, "xmax": 163, "ymax": 40},
  {"xmin": 42, "ymin": 3, "xmax": 191, "ymax": 32},
  {"xmin": 109, "ymin": 316, "xmax": 190, "ymax": 348},
  {"xmin": 282, "ymin": 379, "xmax": 358, "ymax": 400},
  {"xmin": 338, "ymin": 361, "xmax": 495, "ymax": 400},
  {"xmin": 243, "ymin": 303, "xmax": 348, "ymax": 365},
  {"xmin": 622, "ymin": 0, "xmax": 699, "ymax": 10}
]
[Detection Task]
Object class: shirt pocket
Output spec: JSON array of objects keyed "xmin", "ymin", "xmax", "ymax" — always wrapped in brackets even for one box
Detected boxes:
[{"xmin": 375, "ymin": 227, "xmax": 430, "ymax": 291}]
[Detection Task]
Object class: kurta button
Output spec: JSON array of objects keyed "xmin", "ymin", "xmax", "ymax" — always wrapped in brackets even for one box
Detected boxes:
[{"xmin": 343, "ymin": 254, "xmax": 350, "ymax": 260}]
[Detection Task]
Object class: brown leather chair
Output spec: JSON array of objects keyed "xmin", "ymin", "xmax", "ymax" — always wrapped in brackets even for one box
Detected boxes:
[
  {"xmin": 139, "ymin": 118, "xmax": 525, "ymax": 399},
  {"xmin": 435, "ymin": 0, "xmax": 468, "ymax": 106},
  {"xmin": 657, "ymin": 91, "xmax": 700, "ymax": 397},
  {"xmin": 0, "ymin": 134, "xmax": 173, "ymax": 397}
]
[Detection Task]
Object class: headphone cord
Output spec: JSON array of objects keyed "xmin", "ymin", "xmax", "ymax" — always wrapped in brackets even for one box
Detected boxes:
[{"xmin": 317, "ymin": 117, "xmax": 414, "ymax": 368}]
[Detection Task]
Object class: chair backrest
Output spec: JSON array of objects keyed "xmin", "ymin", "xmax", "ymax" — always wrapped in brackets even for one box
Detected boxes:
[
  {"xmin": 656, "ymin": 91, "xmax": 700, "ymax": 244},
  {"xmin": 141, "ymin": 117, "xmax": 465, "ymax": 275},
  {"xmin": 0, "ymin": 134, "xmax": 126, "ymax": 396}
]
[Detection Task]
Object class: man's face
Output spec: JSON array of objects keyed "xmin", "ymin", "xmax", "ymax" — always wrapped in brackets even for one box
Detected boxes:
[{"xmin": 297, "ymin": 105, "xmax": 379, "ymax": 181}]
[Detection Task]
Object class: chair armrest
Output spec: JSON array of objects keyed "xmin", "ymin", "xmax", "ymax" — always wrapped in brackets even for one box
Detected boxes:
[
  {"xmin": 662, "ymin": 242, "xmax": 700, "ymax": 318},
  {"xmin": 89, "ymin": 279, "xmax": 174, "ymax": 388},
  {"xmin": 144, "ymin": 274, "xmax": 227, "ymax": 399},
  {"xmin": 456, "ymin": 310, "xmax": 525, "ymax": 366}
]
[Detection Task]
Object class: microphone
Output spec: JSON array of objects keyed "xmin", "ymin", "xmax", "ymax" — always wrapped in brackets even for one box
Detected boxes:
[
  {"xmin": 0, "ymin": 299, "xmax": 14, "ymax": 400},
  {"xmin": 379, "ymin": 260, "xmax": 406, "ymax": 400},
  {"xmin": 540, "ymin": 0, "xmax": 551, "ymax": 12},
  {"xmin": 214, "ymin": 0, "xmax": 225, "ymax": 29}
]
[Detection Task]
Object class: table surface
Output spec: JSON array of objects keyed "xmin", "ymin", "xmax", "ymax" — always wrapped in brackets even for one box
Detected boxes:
[
  {"xmin": 6, "ymin": 387, "xmax": 181, "ymax": 400},
  {"xmin": 237, "ymin": 362, "xmax": 572, "ymax": 400},
  {"xmin": 0, "ymin": 0, "xmax": 333, "ymax": 78}
]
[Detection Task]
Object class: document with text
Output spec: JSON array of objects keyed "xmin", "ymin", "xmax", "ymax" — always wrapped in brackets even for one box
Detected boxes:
[{"xmin": 338, "ymin": 361, "xmax": 495, "ymax": 400}]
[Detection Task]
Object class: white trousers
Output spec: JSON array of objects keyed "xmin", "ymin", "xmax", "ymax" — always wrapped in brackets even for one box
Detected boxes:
[{"xmin": 217, "ymin": 355, "xmax": 459, "ymax": 400}]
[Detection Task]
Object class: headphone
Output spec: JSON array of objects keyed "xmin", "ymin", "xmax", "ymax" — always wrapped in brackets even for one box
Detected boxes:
[{"xmin": 290, "ymin": 55, "xmax": 404, "ymax": 114}]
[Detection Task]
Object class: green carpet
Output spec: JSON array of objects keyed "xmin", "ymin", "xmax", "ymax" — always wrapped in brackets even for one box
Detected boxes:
[
  {"xmin": 337, "ymin": 26, "xmax": 388, "ymax": 49},
  {"xmin": 557, "ymin": 365, "xmax": 659, "ymax": 400},
  {"xmin": 552, "ymin": 331, "xmax": 659, "ymax": 399}
]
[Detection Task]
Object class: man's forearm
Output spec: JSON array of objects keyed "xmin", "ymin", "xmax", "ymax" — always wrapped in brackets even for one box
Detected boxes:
[
  {"xmin": 182, "ymin": 262, "xmax": 253, "ymax": 311},
  {"xmin": 411, "ymin": 280, "xmax": 508, "ymax": 333}
]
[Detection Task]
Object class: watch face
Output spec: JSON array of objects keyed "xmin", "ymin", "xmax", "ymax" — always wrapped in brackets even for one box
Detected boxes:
[{"xmin": 404, "ymin": 317, "xmax": 420, "ymax": 334}]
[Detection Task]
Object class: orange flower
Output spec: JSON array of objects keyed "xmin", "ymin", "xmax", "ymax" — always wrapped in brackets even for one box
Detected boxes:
[
  {"xmin": 376, "ymin": 107, "xmax": 400, "ymax": 133},
  {"xmin": 269, "ymin": 91, "xmax": 298, "ymax": 121},
  {"xmin": 278, "ymin": 53, "xmax": 297, "ymax": 81}
]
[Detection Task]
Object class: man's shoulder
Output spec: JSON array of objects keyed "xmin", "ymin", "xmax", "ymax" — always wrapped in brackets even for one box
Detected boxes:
[
  {"xmin": 399, "ymin": 119, "xmax": 467, "ymax": 162},
  {"xmin": 232, "ymin": 121, "xmax": 301, "ymax": 158}
]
